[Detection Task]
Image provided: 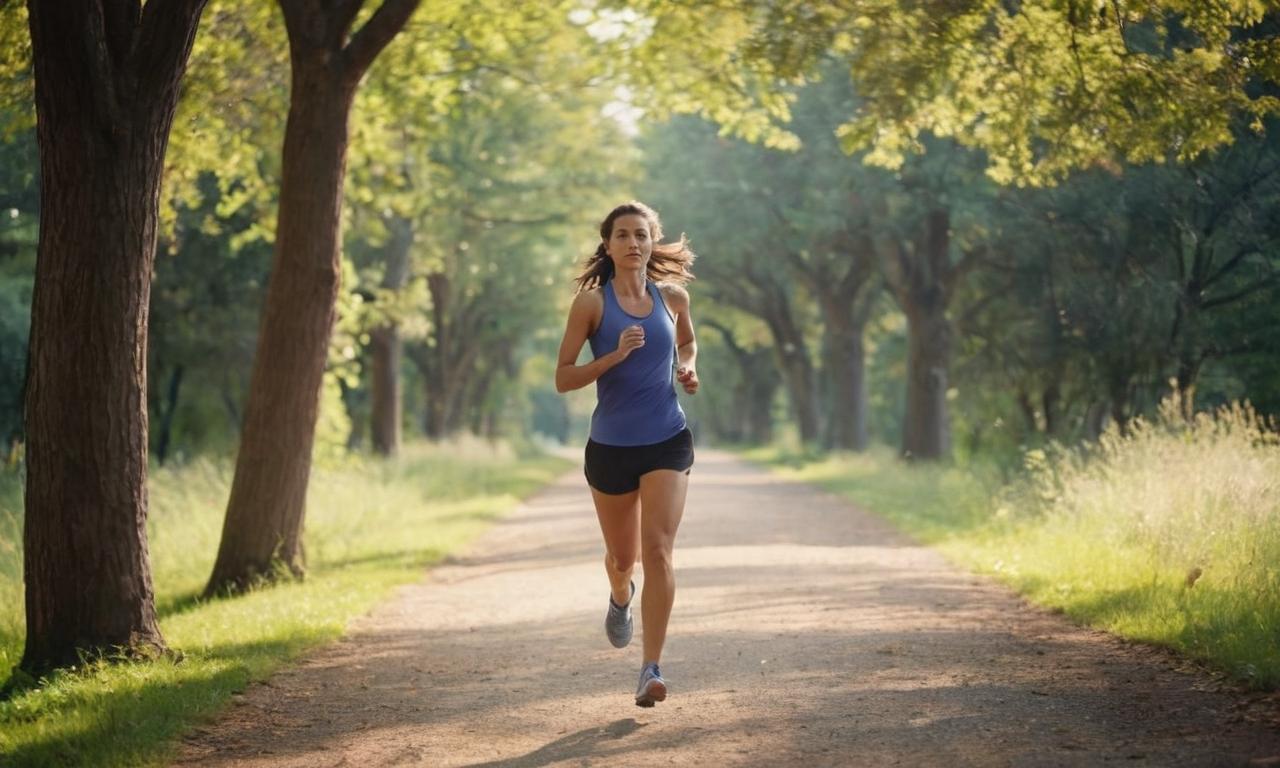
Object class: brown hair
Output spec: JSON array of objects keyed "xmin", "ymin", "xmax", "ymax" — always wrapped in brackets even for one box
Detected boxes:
[{"xmin": 573, "ymin": 201, "xmax": 696, "ymax": 292}]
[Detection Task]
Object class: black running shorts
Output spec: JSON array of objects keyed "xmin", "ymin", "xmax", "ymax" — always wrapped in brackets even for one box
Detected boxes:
[{"xmin": 584, "ymin": 428, "xmax": 695, "ymax": 496}]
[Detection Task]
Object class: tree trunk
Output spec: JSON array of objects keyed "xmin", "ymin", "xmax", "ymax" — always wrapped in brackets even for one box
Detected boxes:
[
  {"xmin": 1042, "ymin": 380, "xmax": 1061, "ymax": 436},
  {"xmin": 369, "ymin": 216, "xmax": 412, "ymax": 455},
  {"xmin": 207, "ymin": 0, "xmax": 418, "ymax": 594},
  {"xmin": 1084, "ymin": 401, "xmax": 1109, "ymax": 440},
  {"xmin": 881, "ymin": 208, "xmax": 964, "ymax": 461},
  {"xmin": 1174, "ymin": 357, "xmax": 1200, "ymax": 420},
  {"xmin": 206, "ymin": 65, "xmax": 353, "ymax": 592},
  {"xmin": 704, "ymin": 320, "xmax": 778, "ymax": 445},
  {"xmin": 369, "ymin": 325, "xmax": 401, "ymax": 452},
  {"xmin": 738, "ymin": 347, "xmax": 779, "ymax": 444},
  {"xmin": 21, "ymin": 0, "xmax": 207, "ymax": 673},
  {"xmin": 820, "ymin": 304, "xmax": 870, "ymax": 451},
  {"xmin": 758, "ymin": 287, "xmax": 818, "ymax": 444},
  {"xmin": 155, "ymin": 364, "xmax": 185, "ymax": 466},
  {"xmin": 1172, "ymin": 291, "xmax": 1204, "ymax": 420},
  {"xmin": 902, "ymin": 303, "xmax": 952, "ymax": 459}
]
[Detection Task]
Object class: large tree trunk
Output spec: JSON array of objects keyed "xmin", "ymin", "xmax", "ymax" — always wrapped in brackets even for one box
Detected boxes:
[
  {"xmin": 413, "ymin": 271, "xmax": 486, "ymax": 440},
  {"xmin": 902, "ymin": 303, "xmax": 952, "ymax": 458},
  {"xmin": 819, "ymin": 299, "xmax": 872, "ymax": 452},
  {"xmin": 369, "ymin": 216, "xmax": 412, "ymax": 455},
  {"xmin": 881, "ymin": 208, "xmax": 969, "ymax": 461},
  {"xmin": 21, "ymin": 0, "xmax": 207, "ymax": 673},
  {"xmin": 207, "ymin": 64, "xmax": 353, "ymax": 591},
  {"xmin": 206, "ymin": 0, "xmax": 419, "ymax": 595}
]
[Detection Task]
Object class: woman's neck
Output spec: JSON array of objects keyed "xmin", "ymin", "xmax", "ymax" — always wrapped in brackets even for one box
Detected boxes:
[{"xmin": 612, "ymin": 267, "xmax": 646, "ymax": 297}]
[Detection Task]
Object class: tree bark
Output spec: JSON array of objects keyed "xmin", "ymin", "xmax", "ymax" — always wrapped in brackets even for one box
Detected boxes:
[
  {"xmin": 902, "ymin": 302, "xmax": 952, "ymax": 459},
  {"xmin": 880, "ymin": 207, "xmax": 966, "ymax": 460},
  {"xmin": 817, "ymin": 280, "xmax": 875, "ymax": 451},
  {"xmin": 21, "ymin": 0, "xmax": 207, "ymax": 673},
  {"xmin": 370, "ymin": 216, "xmax": 412, "ymax": 455},
  {"xmin": 206, "ymin": 0, "xmax": 419, "ymax": 595}
]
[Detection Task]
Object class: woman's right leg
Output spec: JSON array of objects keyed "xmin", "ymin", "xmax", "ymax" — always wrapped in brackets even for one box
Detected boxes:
[{"xmin": 591, "ymin": 487, "xmax": 641, "ymax": 606}]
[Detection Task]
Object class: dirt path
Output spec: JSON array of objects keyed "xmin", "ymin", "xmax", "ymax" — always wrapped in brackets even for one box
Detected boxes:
[{"xmin": 176, "ymin": 451, "xmax": 1280, "ymax": 767}]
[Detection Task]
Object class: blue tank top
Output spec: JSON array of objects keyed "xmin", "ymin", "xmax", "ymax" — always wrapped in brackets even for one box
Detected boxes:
[{"xmin": 587, "ymin": 280, "xmax": 687, "ymax": 446}]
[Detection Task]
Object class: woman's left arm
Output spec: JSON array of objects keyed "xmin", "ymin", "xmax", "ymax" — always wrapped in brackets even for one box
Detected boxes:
[{"xmin": 665, "ymin": 284, "xmax": 699, "ymax": 395}]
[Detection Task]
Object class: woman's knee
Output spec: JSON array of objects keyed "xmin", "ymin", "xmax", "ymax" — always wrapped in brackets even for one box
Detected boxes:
[
  {"xmin": 640, "ymin": 540, "xmax": 673, "ymax": 570},
  {"xmin": 607, "ymin": 550, "xmax": 637, "ymax": 573}
]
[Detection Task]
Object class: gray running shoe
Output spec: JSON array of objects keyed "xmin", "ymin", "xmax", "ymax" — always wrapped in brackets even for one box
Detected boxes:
[
  {"xmin": 605, "ymin": 580, "xmax": 635, "ymax": 648},
  {"xmin": 634, "ymin": 662, "xmax": 667, "ymax": 707}
]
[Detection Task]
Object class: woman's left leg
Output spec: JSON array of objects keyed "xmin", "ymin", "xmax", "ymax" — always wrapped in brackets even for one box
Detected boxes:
[{"xmin": 637, "ymin": 468, "xmax": 689, "ymax": 664}]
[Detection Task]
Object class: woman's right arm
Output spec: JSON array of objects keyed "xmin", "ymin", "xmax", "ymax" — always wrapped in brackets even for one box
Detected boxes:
[{"xmin": 555, "ymin": 291, "xmax": 637, "ymax": 393}]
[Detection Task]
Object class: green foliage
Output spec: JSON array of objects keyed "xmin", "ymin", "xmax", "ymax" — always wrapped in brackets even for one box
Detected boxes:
[
  {"xmin": 148, "ymin": 175, "xmax": 274, "ymax": 462},
  {"xmin": 0, "ymin": 3, "xmax": 32, "ymax": 137},
  {"xmin": 596, "ymin": 2, "xmax": 807, "ymax": 150},
  {"xmin": 951, "ymin": 127, "xmax": 1280, "ymax": 451},
  {"xmin": 620, "ymin": 1, "xmax": 1280, "ymax": 185},
  {"xmin": 0, "ymin": 276, "xmax": 28, "ymax": 447},
  {"xmin": 343, "ymin": 5, "xmax": 628, "ymax": 442},
  {"xmin": 164, "ymin": 1, "xmax": 288, "ymax": 239},
  {"xmin": 0, "ymin": 127, "xmax": 35, "ymax": 448},
  {"xmin": 0, "ymin": 443, "xmax": 572, "ymax": 766}
]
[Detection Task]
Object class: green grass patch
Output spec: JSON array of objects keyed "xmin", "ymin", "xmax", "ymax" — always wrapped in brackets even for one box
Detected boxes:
[
  {"xmin": 745, "ymin": 400, "xmax": 1280, "ymax": 689},
  {"xmin": 0, "ymin": 439, "xmax": 572, "ymax": 767}
]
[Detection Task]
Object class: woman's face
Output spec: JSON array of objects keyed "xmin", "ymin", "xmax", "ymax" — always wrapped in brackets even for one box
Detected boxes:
[{"xmin": 605, "ymin": 213, "xmax": 653, "ymax": 270}]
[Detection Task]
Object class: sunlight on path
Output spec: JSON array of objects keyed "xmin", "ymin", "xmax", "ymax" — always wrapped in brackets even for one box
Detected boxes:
[{"xmin": 176, "ymin": 452, "xmax": 1280, "ymax": 768}]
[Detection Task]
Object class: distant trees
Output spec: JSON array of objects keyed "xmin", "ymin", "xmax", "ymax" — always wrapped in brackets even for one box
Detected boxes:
[
  {"xmin": 3, "ymin": 0, "xmax": 1280, "ymax": 677},
  {"xmin": 627, "ymin": 1, "xmax": 1280, "ymax": 458},
  {"xmin": 642, "ymin": 64, "xmax": 1280, "ymax": 458}
]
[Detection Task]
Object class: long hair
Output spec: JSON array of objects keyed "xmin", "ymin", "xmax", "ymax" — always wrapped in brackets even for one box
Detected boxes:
[{"xmin": 573, "ymin": 201, "xmax": 696, "ymax": 292}]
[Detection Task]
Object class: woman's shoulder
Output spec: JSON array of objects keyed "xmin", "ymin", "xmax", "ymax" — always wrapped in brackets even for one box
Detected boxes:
[
  {"xmin": 574, "ymin": 285, "xmax": 606, "ymax": 304},
  {"xmin": 656, "ymin": 281, "xmax": 690, "ymax": 309},
  {"xmin": 570, "ymin": 286, "xmax": 606, "ymax": 316}
]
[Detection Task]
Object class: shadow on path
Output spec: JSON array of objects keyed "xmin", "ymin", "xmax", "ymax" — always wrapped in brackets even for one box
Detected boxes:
[{"xmin": 173, "ymin": 451, "xmax": 1280, "ymax": 768}]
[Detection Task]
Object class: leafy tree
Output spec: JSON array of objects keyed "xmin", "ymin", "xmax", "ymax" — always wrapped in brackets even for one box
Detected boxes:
[
  {"xmin": 618, "ymin": 1, "xmax": 1280, "ymax": 185},
  {"xmin": 206, "ymin": 0, "xmax": 419, "ymax": 595},
  {"xmin": 1155, "ymin": 133, "xmax": 1280, "ymax": 415},
  {"xmin": 642, "ymin": 116, "xmax": 823, "ymax": 444},
  {"xmin": 398, "ymin": 71, "xmax": 623, "ymax": 439},
  {"xmin": 341, "ymin": 1, "xmax": 616, "ymax": 451}
]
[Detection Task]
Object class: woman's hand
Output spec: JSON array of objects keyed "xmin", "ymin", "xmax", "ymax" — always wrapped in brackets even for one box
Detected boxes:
[
  {"xmin": 616, "ymin": 324, "xmax": 645, "ymax": 361},
  {"xmin": 676, "ymin": 366, "xmax": 699, "ymax": 394}
]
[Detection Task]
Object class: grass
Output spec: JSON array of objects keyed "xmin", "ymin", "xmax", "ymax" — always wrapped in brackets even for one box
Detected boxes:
[
  {"xmin": 746, "ymin": 398, "xmax": 1280, "ymax": 690},
  {"xmin": 0, "ymin": 439, "xmax": 572, "ymax": 767}
]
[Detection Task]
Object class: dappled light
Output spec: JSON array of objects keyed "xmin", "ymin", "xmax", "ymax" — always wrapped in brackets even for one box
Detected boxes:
[{"xmin": 1, "ymin": 0, "xmax": 1279, "ymax": 764}]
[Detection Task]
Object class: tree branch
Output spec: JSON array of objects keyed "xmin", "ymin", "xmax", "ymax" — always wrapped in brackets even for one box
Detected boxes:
[
  {"xmin": 26, "ymin": 3, "xmax": 123, "ymax": 130},
  {"xmin": 135, "ymin": 0, "xmax": 209, "ymax": 114},
  {"xmin": 1202, "ymin": 246, "xmax": 1269, "ymax": 290},
  {"xmin": 342, "ymin": 0, "xmax": 419, "ymax": 82},
  {"xmin": 1201, "ymin": 273, "xmax": 1280, "ymax": 311},
  {"xmin": 327, "ymin": 0, "xmax": 364, "ymax": 50}
]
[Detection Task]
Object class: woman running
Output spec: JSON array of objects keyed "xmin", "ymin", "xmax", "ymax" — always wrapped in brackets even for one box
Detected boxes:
[{"xmin": 555, "ymin": 201, "xmax": 699, "ymax": 707}]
